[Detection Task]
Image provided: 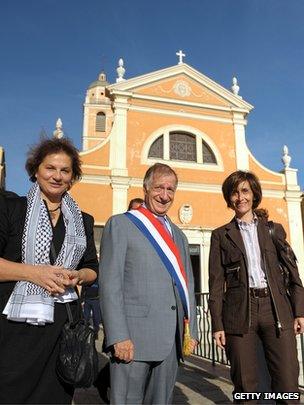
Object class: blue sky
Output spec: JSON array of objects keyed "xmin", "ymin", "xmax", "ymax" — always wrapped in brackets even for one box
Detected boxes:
[{"xmin": 1, "ymin": 0, "xmax": 304, "ymax": 195}]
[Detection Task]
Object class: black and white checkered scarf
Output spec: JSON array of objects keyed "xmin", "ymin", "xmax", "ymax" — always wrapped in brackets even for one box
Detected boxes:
[{"xmin": 3, "ymin": 182, "xmax": 87, "ymax": 325}]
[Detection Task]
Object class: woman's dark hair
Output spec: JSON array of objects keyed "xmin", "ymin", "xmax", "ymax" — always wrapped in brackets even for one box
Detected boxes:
[
  {"xmin": 222, "ymin": 170, "xmax": 262, "ymax": 210},
  {"xmin": 25, "ymin": 137, "xmax": 82, "ymax": 183}
]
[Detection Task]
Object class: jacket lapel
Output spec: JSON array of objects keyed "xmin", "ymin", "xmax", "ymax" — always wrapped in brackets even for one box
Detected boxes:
[
  {"xmin": 225, "ymin": 219, "xmax": 247, "ymax": 258},
  {"xmin": 257, "ymin": 219, "xmax": 267, "ymax": 257}
]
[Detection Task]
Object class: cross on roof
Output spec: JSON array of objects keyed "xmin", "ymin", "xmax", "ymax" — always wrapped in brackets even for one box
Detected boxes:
[{"xmin": 176, "ymin": 50, "xmax": 185, "ymax": 64}]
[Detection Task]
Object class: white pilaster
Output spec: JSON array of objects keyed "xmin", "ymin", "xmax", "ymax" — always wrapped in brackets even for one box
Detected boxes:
[
  {"xmin": 285, "ymin": 190, "xmax": 304, "ymax": 279},
  {"xmin": 283, "ymin": 165, "xmax": 304, "ymax": 278},
  {"xmin": 233, "ymin": 112, "xmax": 249, "ymax": 170},
  {"xmin": 82, "ymin": 107, "xmax": 89, "ymax": 151},
  {"xmin": 111, "ymin": 177, "xmax": 129, "ymax": 214},
  {"xmin": 110, "ymin": 94, "xmax": 129, "ymax": 176},
  {"xmin": 202, "ymin": 230, "xmax": 212, "ymax": 293}
]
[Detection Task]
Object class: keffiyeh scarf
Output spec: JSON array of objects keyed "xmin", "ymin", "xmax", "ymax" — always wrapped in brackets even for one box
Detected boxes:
[{"xmin": 3, "ymin": 182, "xmax": 87, "ymax": 325}]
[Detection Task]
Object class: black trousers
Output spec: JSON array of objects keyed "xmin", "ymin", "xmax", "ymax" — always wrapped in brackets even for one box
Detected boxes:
[
  {"xmin": 0, "ymin": 301, "xmax": 78, "ymax": 404},
  {"xmin": 225, "ymin": 295, "xmax": 299, "ymax": 404}
]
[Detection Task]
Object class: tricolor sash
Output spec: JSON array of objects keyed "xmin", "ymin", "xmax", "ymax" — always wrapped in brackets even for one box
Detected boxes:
[{"xmin": 124, "ymin": 206, "xmax": 190, "ymax": 323}]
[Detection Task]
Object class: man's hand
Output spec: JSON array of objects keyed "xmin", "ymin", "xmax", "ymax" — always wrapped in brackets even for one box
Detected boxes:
[
  {"xmin": 294, "ymin": 317, "xmax": 304, "ymax": 335},
  {"xmin": 189, "ymin": 338, "xmax": 198, "ymax": 353},
  {"xmin": 114, "ymin": 339, "xmax": 134, "ymax": 362},
  {"xmin": 213, "ymin": 330, "xmax": 226, "ymax": 349}
]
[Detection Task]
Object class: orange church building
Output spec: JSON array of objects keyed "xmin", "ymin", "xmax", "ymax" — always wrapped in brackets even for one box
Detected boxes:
[{"xmin": 70, "ymin": 54, "xmax": 304, "ymax": 293}]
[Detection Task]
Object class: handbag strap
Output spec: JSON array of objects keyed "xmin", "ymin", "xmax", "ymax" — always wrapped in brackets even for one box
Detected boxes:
[
  {"xmin": 49, "ymin": 240, "xmax": 81, "ymax": 324},
  {"xmin": 268, "ymin": 220, "xmax": 278, "ymax": 249}
]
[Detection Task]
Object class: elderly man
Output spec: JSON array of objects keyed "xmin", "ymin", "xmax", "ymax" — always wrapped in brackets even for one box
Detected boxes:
[{"xmin": 100, "ymin": 163, "xmax": 197, "ymax": 404}]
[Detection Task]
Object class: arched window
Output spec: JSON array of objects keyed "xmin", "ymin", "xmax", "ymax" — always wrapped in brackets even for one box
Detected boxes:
[
  {"xmin": 202, "ymin": 140, "xmax": 216, "ymax": 163},
  {"xmin": 147, "ymin": 130, "xmax": 217, "ymax": 165},
  {"xmin": 170, "ymin": 132, "xmax": 196, "ymax": 162},
  {"xmin": 148, "ymin": 135, "xmax": 163, "ymax": 158},
  {"xmin": 96, "ymin": 112, "xmax": 106, "ymax": 132}
]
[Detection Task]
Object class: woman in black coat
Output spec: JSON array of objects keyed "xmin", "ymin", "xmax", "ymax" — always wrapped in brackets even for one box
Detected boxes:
[{"xmin": 0, "ymin": 137, "xmax": 98, "ymax": 404}]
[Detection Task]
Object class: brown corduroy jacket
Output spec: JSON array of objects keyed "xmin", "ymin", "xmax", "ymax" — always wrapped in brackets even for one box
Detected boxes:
[{"xmin": 208, "ymin": 218, "xmax": 304, "ymax": 334}]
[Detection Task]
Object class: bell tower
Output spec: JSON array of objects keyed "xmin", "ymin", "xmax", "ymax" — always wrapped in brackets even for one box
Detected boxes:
[{"xmin": 82, "ymin": 71, "xmax": 113, "ymax": 151}]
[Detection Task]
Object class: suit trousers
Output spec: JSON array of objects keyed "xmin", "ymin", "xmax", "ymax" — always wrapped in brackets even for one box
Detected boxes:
[
  {"xmin": 110, "ymin": 341, "xmax": 179, "ymax": 404},
  {"xmin": 225, "ymin": 295, "xmax": 299, "ymax": 404}
]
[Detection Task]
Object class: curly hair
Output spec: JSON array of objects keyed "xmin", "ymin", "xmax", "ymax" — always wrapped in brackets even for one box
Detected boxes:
[{"xmin": 25, "ymin": 137, "xmax": 82, "ymax": 183}]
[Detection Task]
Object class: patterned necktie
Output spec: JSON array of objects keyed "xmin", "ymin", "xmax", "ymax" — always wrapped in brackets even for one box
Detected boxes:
[{"xmin": 157, "ymin": 216, "xmax": 171, "ymax": 237}]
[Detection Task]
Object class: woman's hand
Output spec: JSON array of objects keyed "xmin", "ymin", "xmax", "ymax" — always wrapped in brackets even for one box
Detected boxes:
[
  {"xmin": 294, "ymin": 317, "xmax": 304, "ymax": 335},
  {"xmin": 29, "ymin": 265, "xmax": 73, "ymax": 295},
  {"xmin": 213, "ymin": 330, "xmax": 226, "ymax": 349},
  {"xmin": 67, "ymin": 268, "xmax": 97, "ymax": 287}
]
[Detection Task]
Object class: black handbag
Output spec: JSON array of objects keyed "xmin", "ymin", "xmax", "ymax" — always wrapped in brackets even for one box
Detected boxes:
[{"xmin": 56, "ymin": 298, "xmax": 99, "ymax": 388}]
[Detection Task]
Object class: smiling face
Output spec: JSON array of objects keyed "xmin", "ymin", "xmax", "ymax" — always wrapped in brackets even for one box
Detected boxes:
[
  {"xmin": 230, "ymin": 180, "xmax": 254, "ymax": 222},
  {"xmin": 144, "ymin": 172, "xmax": 177, "ymax": 216},
  {"xmin": 35, "ymin": 152, "xmax": 73, "ymax": 203}
]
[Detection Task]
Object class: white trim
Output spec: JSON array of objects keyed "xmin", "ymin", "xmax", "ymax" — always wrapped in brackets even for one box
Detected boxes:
[
  {"xmin": 121, "ymin": 93, "xmax": 250, "ymax": 114},
  {"xmin": 146, "ymin": 158, "xmax": 223, "ymax": 172},
  {"xmin": 248, "ymin": 149, "xmax": 286, "ymax": 181},
  {"xmin": 262, "ymin": 190, "xmax": 285, "ymax": 198},
  {"xmin": 80, "ymin": 174, "xmax": 286, "ymax": 199},
  {"xmin": 111, "ymin": 183, "xmax": 129, "ymax": 214},
  {"xmin": 285, "ymin": 194, "xmax": 304, "ymax": 277},
  {"xmin": 260, "ymin": 179, "xmax": 286, "ymax": 186},
  {"xmin": 82, "ymin": 107, "xmax": 89, "ymax": 150},
  {"xmin": 79, "ymin": 134, "xmax": 110, "ymax": 156},
  {"xmin": 109, "ymin": 95, "xmax": 129, "ymax": 177},
  {"xmin": 141, "ymin": 124, "xmax": 224, "ymax": 171},
  {"xmin": 82, "ymin": 164, "xmax": 110, "ymax": 170},
  {"xmin": 128, "ymin": 104, "xmax": 241, "ymax": 125},
  {"xmin": 233, "ymin": 112, "xmax": 249, "ymax": 170}
]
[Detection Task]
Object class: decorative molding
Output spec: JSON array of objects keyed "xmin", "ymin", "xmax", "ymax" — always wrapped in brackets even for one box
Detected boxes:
[
  {"xmin": 79, "ymin": 134, "xmax": 110, "ymax": 156},
  {"xmin": 130, "ymin": 93, "xmax": 250, "ymax": 114},
  {"xmin": 248, "ymin": 149, "xmax": 286, "ymax": 181},
  {"xmin": 82, "ymin": 164, "xmax": 110, "ymax": 170},
  {"xmin": 80, "ymin": 174, "xmax": 286, "ymax": 199},
  {"xmin": 128, "ymin": 104, "xmax": 241, "ymax": 125},
  {"xmin": 107, "ymin": 63, "xmax": 253, "ymax": 111},
  {"xmin": 173, "ymin": 80, "xmax": 191, "ymax": 97},
  {"xmin": 179, "ymin": 204, "xmax": 193, "ymax": 224},
  {"xmin": 146, "ymin": 158, "xmax": 223, "ymax": 172}
]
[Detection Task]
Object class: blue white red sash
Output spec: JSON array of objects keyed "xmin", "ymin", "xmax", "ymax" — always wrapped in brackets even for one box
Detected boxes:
[{"xmin": 124, "ymin": 206, "xmax": 190, "ymax": 321}]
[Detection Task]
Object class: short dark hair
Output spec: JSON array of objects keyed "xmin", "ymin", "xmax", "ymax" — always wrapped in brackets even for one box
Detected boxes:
[
  {"xmin": 128, "ymin": 198, "xmax": 144, "ymax": 210},
  {"xmin": 143, "ymin": 163, "xmax": 178, "ymax": 190},
  {"xmin": 25, "ymin": 137, "xmax": 82, "ymax": 183},
  {"xmin": 222, "ymin": 170, "xmax": 262, "ymax": 210}
]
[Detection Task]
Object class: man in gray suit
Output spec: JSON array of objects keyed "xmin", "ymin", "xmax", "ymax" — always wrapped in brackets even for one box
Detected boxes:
[{"xmin": 100, "ymin": 163, "xmax": 198, "ymax": 404}]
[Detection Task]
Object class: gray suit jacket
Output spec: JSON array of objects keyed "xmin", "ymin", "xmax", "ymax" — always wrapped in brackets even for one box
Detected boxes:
[{"xmin": 99, "ymin": 213, "xmax": 197, "ymax": 361}]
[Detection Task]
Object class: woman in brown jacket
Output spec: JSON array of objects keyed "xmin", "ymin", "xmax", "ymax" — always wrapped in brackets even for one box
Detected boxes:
[{"xmin": 209, "ymin": 170, "xmax": 304, "ymax": 401}]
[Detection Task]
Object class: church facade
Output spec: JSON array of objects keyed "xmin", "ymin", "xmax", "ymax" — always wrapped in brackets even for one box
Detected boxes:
[{"xmin": 71, "ymin": 56, "xmax": 304, "ymax": 293}]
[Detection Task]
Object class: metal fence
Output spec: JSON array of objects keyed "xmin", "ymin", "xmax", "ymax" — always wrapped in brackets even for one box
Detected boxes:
[{"xmin": 195, "ymin": 293, "xmax": 304, "ymax": 388}]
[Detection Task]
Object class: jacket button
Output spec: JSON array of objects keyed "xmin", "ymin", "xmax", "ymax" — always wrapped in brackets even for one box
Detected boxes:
[{"xmin": 171, "ymin": 305, "xmax": 176, "ymax": 310}]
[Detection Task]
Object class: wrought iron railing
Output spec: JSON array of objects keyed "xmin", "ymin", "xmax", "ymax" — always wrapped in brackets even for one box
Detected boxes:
[
  {"xmin": 195, "ymin": 293, "xmax": 304, "ymax": 387},
  {"xmin": 194, "ymin": 293, "xmax": 229, "ymax": 366}
]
